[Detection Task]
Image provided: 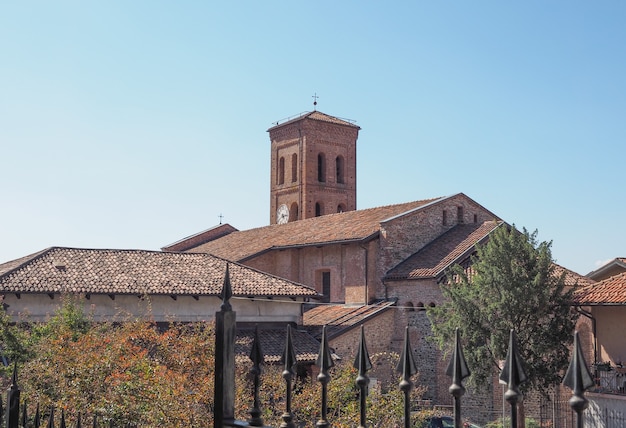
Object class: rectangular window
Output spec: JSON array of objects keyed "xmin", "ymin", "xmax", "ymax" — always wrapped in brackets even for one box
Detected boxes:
[
  {"xmin": 322, "ymin": 271, "xmax": 331, "ymax": 303},
  {"xmin": 457, "ymin": 206, "xmax": 464, "ymax": 224}
]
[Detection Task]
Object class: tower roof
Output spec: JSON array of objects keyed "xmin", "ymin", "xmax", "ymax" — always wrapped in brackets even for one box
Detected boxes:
[{"xmin": 268, "ymin": 110, "xmax": 361, "ymax": 131}]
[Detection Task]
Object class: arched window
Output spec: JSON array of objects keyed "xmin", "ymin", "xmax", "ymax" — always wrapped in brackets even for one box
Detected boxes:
[
  {"xmin": 278, "ymin": 157, "xmax": 285, "ymax": 185},
  {"xmin": 337, "ymin": 204, "xmax": 345, "ymax": 213},
  {"xmin": 291, "ymin": 153, "xmax": 298, "ymax": 182},
  {"xmin": 336, "ymin": 156, "xmax": 344, "ymax": 184},
  {"xmin": 315, "ymin": 202, "xmax": 323, "ymax": 217},
  {"xmin": 290, "ymin": 202, "xmax": 298, "ymax": 222},
  {"xmin": 317, "ymin": 153, "xmax": 326, "ymax": 182}
]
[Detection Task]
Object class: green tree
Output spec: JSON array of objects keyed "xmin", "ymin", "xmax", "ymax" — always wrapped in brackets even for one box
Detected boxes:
[
  {"xmin": 428, "ymin": 225, "xmax": 577, "ymax": 395},
  {"xmin": 0, "ymin": 300, "xmax": 29, "ymax": 373}
]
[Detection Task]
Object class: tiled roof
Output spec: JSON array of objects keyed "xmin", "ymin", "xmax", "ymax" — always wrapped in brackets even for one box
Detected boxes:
[
  {"xmin": 268, "ymin": 110, "xmax": 360, "ymax": 130},
  {"xmin": 0, "ymin": 247, "xmax": 318, "ymax": 298},
  {"xmin": 161, "ymin": 224, "xmax": 238, "ymax": 252},
  {"xmin": 302, "ymin": 300, "xmax": 396, "ymax": 341},
  {"xmin": 553, "ymin": 264, "xmax": 596, "ymax": 288},
  {"xmin": 574, "ymin": 272, "xmax": 626, "ymax": 305},
  {"xmin": 385, "ymin": 221, "xmax": 503, "ymax": 280},
  {"xmin": 235, "ymin": 328, "xmax": 320, "ymax": 364},
  {"xmin": 187, "ymin": 198, "xmax": 443, "ymax": 261}
]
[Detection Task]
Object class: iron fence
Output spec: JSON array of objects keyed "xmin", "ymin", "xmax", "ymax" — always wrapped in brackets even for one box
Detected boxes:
[{"xmin": 0, "ymin": 269, "xmax": 596, "ymax": 428}]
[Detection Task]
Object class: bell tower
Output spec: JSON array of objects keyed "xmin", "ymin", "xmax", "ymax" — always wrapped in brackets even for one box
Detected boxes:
[{"xmin": 268, "ymin": 110, "xmax": 360, "ymax": 225}]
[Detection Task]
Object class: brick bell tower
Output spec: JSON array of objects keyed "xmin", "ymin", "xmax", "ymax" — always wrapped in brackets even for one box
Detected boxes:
[{"xmin": 268, "ymin": 109, "xmax": 360, "ymax": 225}]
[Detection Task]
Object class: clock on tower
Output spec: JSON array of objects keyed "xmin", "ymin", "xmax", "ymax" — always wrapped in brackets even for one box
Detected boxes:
[{"xmin": 276, "ymin": 204, "xmax": 289, "ymax": 224}]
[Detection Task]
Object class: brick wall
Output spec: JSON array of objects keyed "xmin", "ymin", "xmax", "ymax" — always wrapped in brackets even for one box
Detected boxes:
[
  {"xmin": 269, "ymin": 115, "xmax": 358, "ymax": 224},
  {"xmin": 377, "ymin": 194, "xmax": 499, "ymax": 291}
]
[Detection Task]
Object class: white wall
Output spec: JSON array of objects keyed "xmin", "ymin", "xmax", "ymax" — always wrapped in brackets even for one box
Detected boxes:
[
  {"xmin": 3, "ymin": 293, "xmax": 304, "ymax": 324},
  {"xmin": 586, "ymin": 392, "xmax": 626, "ymax": 426}
]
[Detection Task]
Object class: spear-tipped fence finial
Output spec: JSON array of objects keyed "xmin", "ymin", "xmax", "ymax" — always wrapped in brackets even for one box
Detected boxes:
[
  {"xmin": 563, "ymin": 331, "xmax": 594, "ymax": 428},
  {"xmin": 248, "ymin": 325, "xmax": 265, "ymax": 427},
  {"xmin": 499, "ymin": 330, "xmax": 527, "ymax": 428},
  {"xmin": 221, "ymin": 263, "xmax": 233, "ymax": 311},
  {"xmin": 353, "ymin": 325, "xmax": 372, "ymax": 428},
  {"xmin": 34, "ymin": 403, "xmax": 41, "ymax": 428},
  {"xmin": 396, "ymin": 326, "xmax": 418, "ymax": 428},
  {"xmin": 7, "ymin": 363, "xmax": 20, "ymax": 428},
  {"xmin": 280, "ymin": 324, "xmax": 297, "ymax": 428},
  {"xmin": 316, "ymin": 325, "xmax": 335, "ymax": 428},
  {"xmin": 46, "ymin": 407, "xmax": 55, "ymax": 428},
  {"xmin": 446, "ymin": 328, "xmax": 470, "ymax": 428}
]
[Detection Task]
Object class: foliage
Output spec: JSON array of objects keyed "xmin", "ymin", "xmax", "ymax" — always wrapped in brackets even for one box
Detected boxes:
[
  {"xmin": 1, "ymin": 298, "xmax": 428, "ymax": 427},
  {"xmin": 428, "ymin": 225, "xmax": 577, "ymax": 395},
  {"xmin": 0, "ymin": 298, "xmax": 29, "ymax": 374},
  {"xmin": 28, "ymin": 294, "xmax": 92, "ymax": 343},
  {"xmin": 19, "ymin": 315, "xmax": 216, "ymax": 427}
]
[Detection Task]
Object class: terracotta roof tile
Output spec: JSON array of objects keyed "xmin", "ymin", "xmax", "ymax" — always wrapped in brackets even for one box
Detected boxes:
[
  {"xmin": 385, "ymin": 221, "xmax": 503, "ymax": 280},
  {"xmin": 574, "ymin": 272, "xmax": 626, "ymax": 305},
  {"xmin": 0, "ymin": 247, "xmax": 318, "ymax": 298},
  {"xmin": 302, "ymin": 300, "xmax": 396, "ymax": 340},
  {"xmin": 552, "ymin": 264, "xmax": 596, "ymax": 288},
  {"xmin": 235, "ymin": 328, "xmax": 320, "ymax": 364},
  {"xmin": 161, "ymin": 224, "xmax": 238, "ymax": 252},
  {"xmin": 188, "ymin": 198, "xmax": 443, "ymax": 261}
]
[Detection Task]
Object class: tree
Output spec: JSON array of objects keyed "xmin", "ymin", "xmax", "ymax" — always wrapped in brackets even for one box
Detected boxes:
[{"xmin": 428, "ymin": 224, "xmax": 577, "ymax": 395}]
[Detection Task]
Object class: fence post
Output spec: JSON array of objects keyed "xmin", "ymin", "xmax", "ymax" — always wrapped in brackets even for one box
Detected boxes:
[
  {"xmin": 214, "ymin": 264, "xmax": 247, "ymax": 428},
  {"xmin": 446, "ymin": 328, "xmax": 470, "ymax": 428},
  {"xmin": 563, "ymin": 331, "xmax": 594, "ymax": 428}
]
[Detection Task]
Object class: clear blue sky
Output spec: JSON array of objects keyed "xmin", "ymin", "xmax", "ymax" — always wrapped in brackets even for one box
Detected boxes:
[{"xmin": 1, "ymin": 2, "xmax": 624, "ymax": 275}]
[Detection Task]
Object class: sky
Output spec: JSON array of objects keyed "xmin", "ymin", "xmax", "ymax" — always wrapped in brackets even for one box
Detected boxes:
[{"xmin": 1, "ymin": 1, "xmax": 624, "ymax": 276}]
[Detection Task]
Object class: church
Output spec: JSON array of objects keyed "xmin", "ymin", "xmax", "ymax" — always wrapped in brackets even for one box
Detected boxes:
[{"xmin": 163, "ymin": 108, "xmax": 592, "ymax": 412}]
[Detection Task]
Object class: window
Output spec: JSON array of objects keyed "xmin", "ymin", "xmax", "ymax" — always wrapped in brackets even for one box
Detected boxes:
[
  {"xmin": 321, "ymin": 271, "xmax": 331, "ymax": 303},
  {"xmin": 442, "ymin": 210, "xmax": 448, "ymax": 226},
  {"xmin": 457, "ymin": 206, "xmax": 464, "ymax": 224},
  {"xmin": 473, "ymin": 214, "xmax": 478, "ymax": 224},
  {"xmin": 337, "ymin": 204, "xmax": 345, "ymax": 213},
  {"xmin": 336, "ymin": 156, "xmax": 344, "ymax": 184},
  {"xmin": 317, "ymin": 153, "xmax": 326, "ymax": 182},
  {"xmin": 315, "ymin": 202, "xmax": 323, "ymax": 217},
  {"xmin": 278, "ymin": 157, "xmax": 285, "ymax": 185},
  {"xmin": 291, "ymin": 153, "xmax": 298, "ymax": 182},
  {"xmin": 290, "ymin": 202, "xmax": 299, "ymax": 222}
]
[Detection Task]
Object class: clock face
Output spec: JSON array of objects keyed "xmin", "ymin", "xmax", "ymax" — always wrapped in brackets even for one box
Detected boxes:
[{"xmin": 276, "ymin": 204, "xmax": 289, "ymax": 224}]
